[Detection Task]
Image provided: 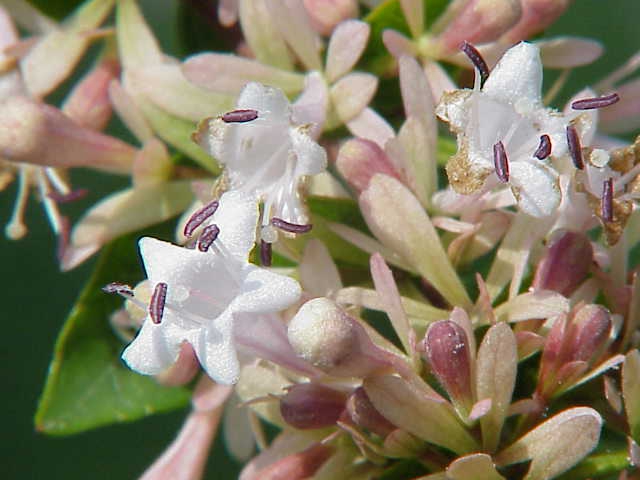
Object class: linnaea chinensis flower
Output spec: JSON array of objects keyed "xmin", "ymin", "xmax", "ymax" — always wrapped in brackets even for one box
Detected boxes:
[
  {"xmin": 193, "ymin": 82, "xmax": 327, "ymax": 263},
  {"xmin": 112, "ymin": 190, "xmax": 302, "ymax": 384}
]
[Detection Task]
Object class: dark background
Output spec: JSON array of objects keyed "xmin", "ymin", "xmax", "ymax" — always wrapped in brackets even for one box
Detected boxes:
[{"xmin": 2, "ymin": 0, "xmax": 639, "ymax": 478}]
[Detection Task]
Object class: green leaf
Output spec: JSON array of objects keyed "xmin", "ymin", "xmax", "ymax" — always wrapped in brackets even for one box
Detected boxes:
[
  {"xmin": 308, "ymin": 195, "xmax": 370, "ymax": 234},
  {"xmin": 35, "ymin": 234, "xmax": 190, "ymax": 436}
]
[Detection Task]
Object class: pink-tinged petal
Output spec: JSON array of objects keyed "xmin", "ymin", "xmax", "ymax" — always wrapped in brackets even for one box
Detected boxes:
[
  {"xmin": 336, "ymin": 137, "xmax": 401, "ymax": 192},
  {"xmin": 156, "ymin": 343, "xmax": 200, "ymax": 387},
  {"xmin": 139, "ymin": 407, "xmax": 226, "ymax": 480},
  {"xmin": 345, "ymin": 107, "xmax": 395, "ymax": 148},
  {"xmin": 399, "ymin": 0, "xmax": 423, "ymax": 38},
  {"xmin": 370, "ymin": 253, "xmax": 413, "ymax": 356},
  {"xmin": 264, "ymin": 0, "xmax": 322, "ymax": 71},
  {"xmin": 382, "ymin": 30, "xmax": 417, "ymax": 59},
  {"xmin": 447, "ymin": 453, "xmax": 505, "ymax": 480},
  {"xmin": 538, "ymin": 36, "xmax": 603, "ymax": 69},
  {"xmin": 364, "ymin": 374, "xmax": 478, "ymax": 454},
  {"xmin": 303, "ymin": 0, "xmax": 359, "ymax": 36},
  {"xmin": 116, "ymin": 0, "xmax": 163, "ymax": 69},
  {"xmin": 325, "ymin": 20, "xmax": 370, "ymax": 83},
  {"xmin": 435, "ymin": 0, "xmax": 521, "ymax": 55},
  {"xmin": 0, "ymin": 96, "xmax": 135, "ymax": 173},
  {"xmin": 239, "ymin": 0, "xmax": 294, "ymax": 70},
  {"xmin": 300, "ymin": 239, "xmax": 342, "ymax": 297},
  {"xmin": 62, "ymin": 53, "xmax": 119, "ymax": 130},
  {"xmin": 599, "ymin": 78, "xmax": 640, "ymax": 134},
  {"xmin": 0, "ymin": 6, "xmax": 19, "ymax": 55},
  {"xmin": 132, "ymin": 138, "xmax": 172, "ymax": 186},
  {"xmin": 330, "ymin": 72, "xmax": 378, "ymax": 123},
  {"xmin": 502, "ymin": 0, "xmax": 571, "ymax": 42},
  {"xmin": 515, "ymin": 331, "xmax": 545, "ymax": 360},
  {"xmin": 476, "ymin": 323, "xmax": 517, "ymax": 452},
  {"xmin": 21, "ymin": 0, "xmax": 116, "ymax": 98},
  {"xmin": 218, "ymin": 0, "xmax": 239, "ymax": 26},
  {"xmin": 108, "ymin": 79, "xmax": 154, "ymax": 143},
  {"xmin": 126, "ymin": 64, "xmax": 234, "ymax": 121},
  {"xmin": 424, "ymin": 60, "xmax": 456, "ymax": 104},
  {"xmin": 360, "ymin": 174, "xmax": 471, "ymax": 307},
  {"xmin": 252, "ymin": 443, "xmax": 333, "ymax": 480},
  {"xmin": 192, "ymin": 376, "xmax": 234, "ymax": 413},
  {"xmin": 495, "ymin": 407, "xmax": 602, "ymax": 479},
  {"xmin": 399, "ymin": 56, "xmax": 436, "ymax": 122},
  {"xmin": 495, "ymin": 291, "xmax": 570, "ymax": 323},
  {"xmin": 60, "ymin": 181, "xmax": 193, "ymax": 270},
  {"xmin": 468, "ymin": 399, "xmax": 493, "ymax": 422},
  {"xmin": 292, "ymin": 72, "xmax": 328, "ymax": 137},
  {"xmin": 183, "ymin": 53, "xmax": 304, "ymax": 95}
]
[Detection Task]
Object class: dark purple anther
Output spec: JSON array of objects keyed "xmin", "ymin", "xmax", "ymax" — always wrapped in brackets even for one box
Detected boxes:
[
  {"xmin": 571, "ymin": 93, "xmax": 620, "ymax": 110},
  {"xmin": 460, "ymin": 41, "xmax": 489, "ymax": 85},
  {"xmin": 48, "ymin": 188, "xmax": 88, "ymax": 204},
  {"xmin": 221, "ymin": 109, "xmax": 259, "ymax": 123},
  {"xmin": 602, "ymin": 178, "xmax": 614, "ymax": 222},
  {"xmin": 260, "ymin": 240, "xmax": 272, "ymax": 267},
  {"xmin": 149, "ymin": 282, "xmax": 168, "ymax": 324},
  {"xmin": 534, "ymin": 134, "xmax": 552, "ymax": 160},
  {"xmin": 183, "ymin": 200, "xmax": 219, "ymax": 237},
  {"xmin": 493, "ymin": 141, "xmax": 509, "ymax": 182},
  {"xmin": 271, "ymin": 217, "xmax": 313, "ymax": 234},
  {"xmin": 566, "ymin": 125, "xmax": 584, "ymax": 170},
  {"xmin": 198, "ymin": 224, "xmax": 220, "ymax": 252},
  {"xmin": 102, "ymin": 282, "xmax": 134, "ymax": 297}
]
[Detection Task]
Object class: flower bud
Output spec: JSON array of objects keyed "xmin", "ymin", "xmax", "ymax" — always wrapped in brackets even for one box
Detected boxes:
[
  {"xmin": 256, "ymin": 443, "xmax": 333, "ymax": 480},
  {"xmin": 304, "ymin": 0, "xmax": 358, "ymax": 36},
  {"xmin": 346, "ymin": 386, "xmax": 395, "ymax": 437},
  {"xmin": 421, "ymin": 320, "xmax": 473, "ymax": 418},
  {"xmin": 502, "ymin": 0, "xmax": 572, "ymax": 43},
  {"xmin": 532, "ymin": 230, "xmax": 593, "ymax": 297},
  {"xmin": 567, "ymin": 304, "xmax": 612, "ymax": 364},
  {"xmin": 336, "ymin": 138, "xmax": 401, "ymax": 193},
  {"xmin": 288, "ymin": 297, "xmax": 390, "ymax": 377},
  {"xmin": 280, "ymin": 383, "xmax": 347, "ymax": 429},
  {"xmin": 433, "ymin": 0, "xmax": 522, "ymax": 55},
  {"xmin": 0, "ymin": 96, "xmax": 135, "ymax": 174}
]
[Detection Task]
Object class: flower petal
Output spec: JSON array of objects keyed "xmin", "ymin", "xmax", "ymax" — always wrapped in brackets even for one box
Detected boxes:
[
  {"xmin": 210, "ymin": 190, "xmax": 259, "ymax": 260},
  {"xmin": 233, "ymin": 266, "xmax": 301, "ymax": 314},
  {"xmin": 330, "ymin": 72, "xmax": 378, "ymax": 123},
  {"xmin": 325, "ymin": 20, "xmax": 370, "ymax": 83},
  {"xmin": 346, "ymin": 107, "xmax": 395, "ymax": 148},
  {"xmin": 122, "ymin": 319, "xmax": 181, "ymax": 375},
  {"xmin": 197, "ymin": 311, "xmax": 239, "ymax": 384},
  {"xmin": 509, "ymin": 159, "xmax": 560, "ymax": 217},
  {"xmin": 537, "ymin": 36, "xmax": 603, "ymax": 69}
]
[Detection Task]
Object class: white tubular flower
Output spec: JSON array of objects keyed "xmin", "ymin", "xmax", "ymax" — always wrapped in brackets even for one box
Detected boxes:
[
  {"xmin": 193, "ymin": 82, "xmax": 327, "ymax": 232},
  {"xmin": 437, "ymin": 42, "xmax": 568, "ymax": 218},
  {"xmin": 121, "ymin": 190, "xmax": 302, "ymax": 385}
]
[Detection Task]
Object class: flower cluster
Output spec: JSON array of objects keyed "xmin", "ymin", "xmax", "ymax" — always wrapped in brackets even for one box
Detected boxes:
[{"xmin": 6, "ymin": 0, "xmax": 640, "ymax": 479}]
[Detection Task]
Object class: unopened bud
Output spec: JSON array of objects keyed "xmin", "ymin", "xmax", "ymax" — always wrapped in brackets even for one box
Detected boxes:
[
  {"xmin": 257, "ymin": 443, "xmax": 333, "ymax": 480},
  {"xmin": 336, "ymin": 138, "xmax": 401, "ymax": 193},
  {"xmin": 303, "ymin": 0, "xmax": 358, "ymax": 36},
  {"xmin": 434, "ymin": 0, "xmax": 522, "ymax": 55},
  {"xmin": 0, "ymin": 96, "xmax": 135, "ymax": 174},
  {"xmin": 422, "ymin": 320, "xmax": 473, "ymax": 417},
  {"xmin": 346, "ymin": 387, "xmax": 395, "ymax": 437},
  {"xmin": 288, "ymin": 297, "xmax": 390, "ymax": 377},
  {"xmin": 532, "ymin": 230, "xmax": 593, "ymax": 297},
  {"xmin": 280, "ymin": 383, "xmax": 347, "ymax": 429},
  {"xmin": 502, "ymin": 0, "xmax": 572, "ymax": 43},
  {"xmin": 568, "ymin": 304, "xmax": 612, "ymax": 364}
]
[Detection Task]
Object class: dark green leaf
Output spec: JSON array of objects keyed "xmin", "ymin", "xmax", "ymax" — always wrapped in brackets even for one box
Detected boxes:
[{"xmin": 35, "ymin": 234, "xmax": 190, "ymax": 436}]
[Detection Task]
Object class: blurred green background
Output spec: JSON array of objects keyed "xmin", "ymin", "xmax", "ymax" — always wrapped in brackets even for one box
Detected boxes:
[{"xmin": 1, "ymin": 0, "xmax": 639, "ymax": 478}]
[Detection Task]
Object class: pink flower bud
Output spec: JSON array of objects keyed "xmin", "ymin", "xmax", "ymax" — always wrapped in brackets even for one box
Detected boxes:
[
  {"xmin": 502, "ymin": 0, "xmax": 572, "ymax": 43},
  {"xmin": 532, "ymin": 230, "xmax": 593, "ymax": 297},
  {"xmin": 346, "ymin": 386, "xmax": 395, "ymax": 437},
  {"xmin": 434, "ymin": 0, "xmax": 522, "ymax": 55},
  {"xmin": 288, "ymin": 297, "xmax": 391, "ymax": 377},
  {"xmin": 336, "ymin": 138, "xmax": 402, "ymax": 193},
  {"xmin": 422, "ymin": 320, "xmax": 473, "ymax": 417},
  {"xmin": 567, "ymin": 304, "xmax": 612, "ymax": 364},
  {"xmin": 257, "ymin": 443, "xmax": 333, "ymax": 480},
  {"xmin": 280, "ymin": 383, "xmax": 347, "ymax": 429},
  {"xmin": 303, "ymin": 0, "xmax": 358, "ymax": 36},
  {"xmin": 0, "ymin": 96, "xmax": 135, "ymax": 174},
  {"xmin": 63, "ymin": 55, "xmax": 120, "ymax": 131}
]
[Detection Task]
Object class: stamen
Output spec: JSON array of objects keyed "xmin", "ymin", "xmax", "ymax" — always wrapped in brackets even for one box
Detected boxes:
[
  {"xmin": 493, "ymin": 141, "xmax": 509, "ymax": 182},
  {"xmin": 534, "ymin": 134, "xmax": 552, "ymax": 160},
  {"xmin": 149, "ymin": 282, "xmax": 168, "ymax": 324},
  {"xmin": 198, "ymin": 224, "xmax": 220, "ymax": 252},
  {"xmin": 47, "ymin": 188, "xmax": 88, "ymax": 204},
  {"xmin": 571, "ymin": 93, "xmax": 620, "ymax": 110},
  {"xmin": 183, "ymin": 200, "xmax": 219, "ymax": 237},
  {"xmin": 5, "ymin": 167, "xmax": 30, "ymax": 240},
  {"xmin": 102, "ymin": 282, "xmax": 134, "ymax": 297},
  {"xmin": 271, "ymin": 217, "xmax": 313, "ymax": 234},
  {"xmin": 460, "ymin": 41, "xmax": 489, "ymax": 86},
  {"xmin": 260, "ymin": 240, "xmax": 272, "ymax": 267},
  {"xmin": 222, "ymin": 109, "xmax": 259, "ymax": 123},
  {"xmin": 566, "ymin": 125, "xmax": 584, "ymax": 170},
  {"xmin": 602, "ymin": 178, "xmax": 614, "ymax": 222}
]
